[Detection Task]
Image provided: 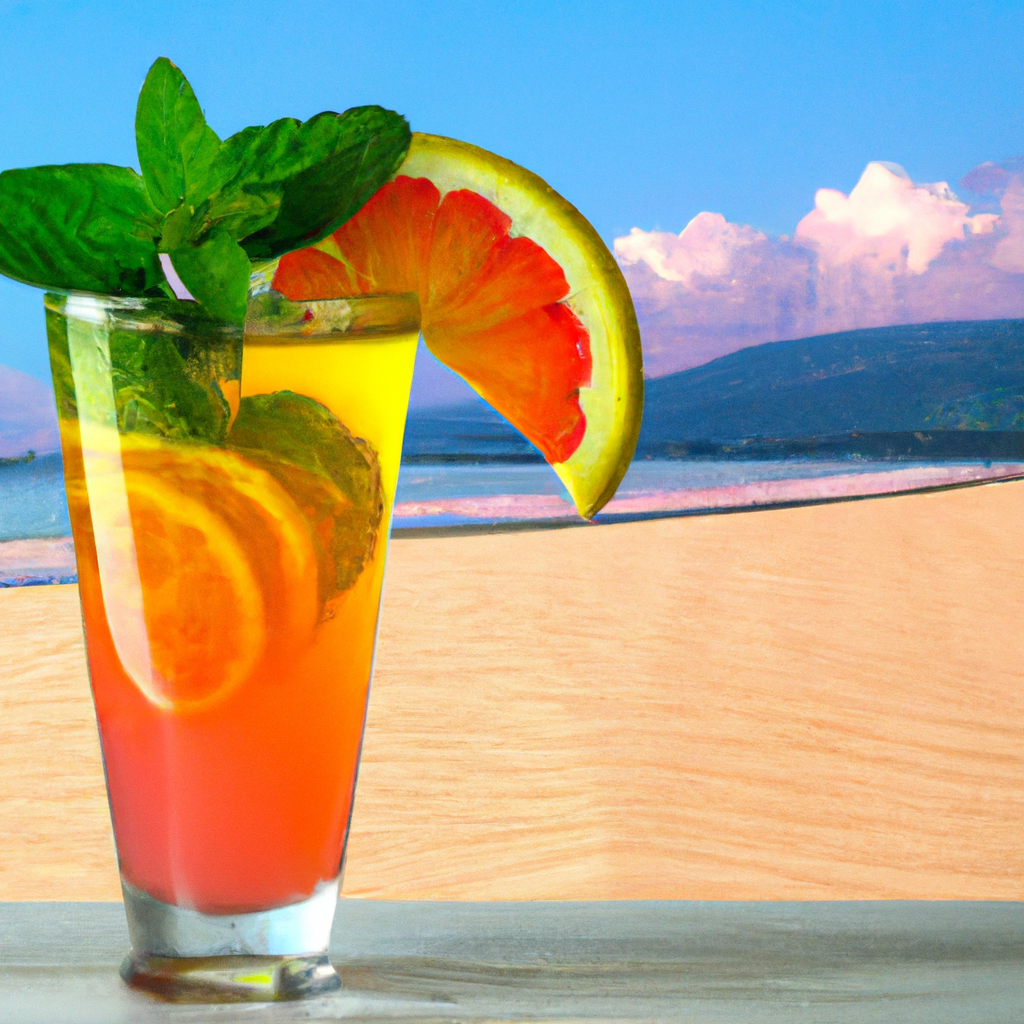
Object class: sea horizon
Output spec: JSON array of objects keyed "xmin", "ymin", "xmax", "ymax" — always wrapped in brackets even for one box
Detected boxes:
[{"xmin": 5, "ymin": 456, "xmax": 1023, "ymax": 587}]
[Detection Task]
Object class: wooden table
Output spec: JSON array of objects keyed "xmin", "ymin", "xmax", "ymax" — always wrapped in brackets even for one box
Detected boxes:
[
  {"xmin": 2, "ymin": 479, "xmax": 1023, "ymax": 901},
  {"xmin": 2, "ymin": 899, "xmax": 1023, "ymax": 1022}
]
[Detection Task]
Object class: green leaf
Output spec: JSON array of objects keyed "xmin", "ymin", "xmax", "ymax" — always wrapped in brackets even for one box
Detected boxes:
[
  {"xmin": 167, "ymin": 228, "xmax": 251, "ymax": 325},
  {"xmin": 0, "ymin": 165, "xmax": 163, "ymax": 295},
  {"xmin": 46, "ymin": 290, "xmax": 239, "ymax": 443},
  {"xmin": 0, "ymin": 58, "xmax": 409, "ymax": 328},
  {"xmin": 239, "ymin": 106, "xmax": 410, "ymax": 259},
  {"xmin": 197, "ymin": 122, "xmax": 290, "ymax": 241},
  {"xmin": 227, "ymin": 391, "xmax": 383, "ymax": 603},
  {"xmin": 151, "ymin": 120, "xmax": 288, "ymax": 254},
  {"xmin": 157, "ymin": 204, "xmax": 197, "ymax": 253},
  {"xmin": 109, "ymin": 329, "xmax": 229, "ymax": 442},
  {"xmin": 135, "ymin": 57, "xmax": 221, "ymax": 215},
  {"xmin": 195, "ymin": 106, "xmax": 410, "ymax": 261},
  {"xmin": 147, "ymin": 104, "xmax": 408, "ymax": 321}
]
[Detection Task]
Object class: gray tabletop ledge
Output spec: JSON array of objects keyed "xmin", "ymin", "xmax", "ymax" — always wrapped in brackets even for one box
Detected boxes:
[{"xmin": 2, "ymin": 900, "xmax": 1023, "ymax": 1023}]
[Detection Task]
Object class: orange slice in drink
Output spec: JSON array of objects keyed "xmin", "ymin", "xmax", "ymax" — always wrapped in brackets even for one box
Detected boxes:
[
  {"xmin": 272, "ymin": 133, "xmax": 644, "ymax": 518},
  {"xmin": 116, "ymin": 437, "xmax": 320, "ymax": 711},
  {"xmin": 125, "ymin": 477, "xmax": 265, "ymax": 707}
]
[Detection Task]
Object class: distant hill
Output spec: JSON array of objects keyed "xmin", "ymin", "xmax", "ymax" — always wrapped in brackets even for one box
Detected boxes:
[
  {"xmin": 638, "ymin": 318, "xmax": 1024, "ymax": 459},
  {"xmin": 402, "ymin": 319, "xmax": 1024, "ymax": 462}
]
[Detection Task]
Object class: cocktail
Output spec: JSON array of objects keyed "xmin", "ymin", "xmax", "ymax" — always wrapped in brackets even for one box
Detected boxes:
[
  {"xmin": 0, "ymin": 58, "xmax": 642, "ymax": 1002},
  {"xmin": 47, "ymin": 287, "xmax": 419, "ymax": 998}
]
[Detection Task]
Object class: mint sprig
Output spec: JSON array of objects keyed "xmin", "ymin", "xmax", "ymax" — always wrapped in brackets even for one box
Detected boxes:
[{"xmin": 0, "ymin": 57, "xmax": 410, "ymax": 325}]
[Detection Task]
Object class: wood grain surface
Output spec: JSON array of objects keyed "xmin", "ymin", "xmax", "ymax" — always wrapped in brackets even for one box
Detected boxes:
[{"xmin": 1, "ymin": 480, "xmax": 1022, "ymax": 902}]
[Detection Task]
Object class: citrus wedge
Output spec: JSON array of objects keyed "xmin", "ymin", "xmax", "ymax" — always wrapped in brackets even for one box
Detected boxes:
[
  {"xmin": 116, "ymin": 437, "xmax": 320, "ymax": 711},
  {"xmin": 272, "ymin": 133, "xmax": 643, "ymax": 518}
]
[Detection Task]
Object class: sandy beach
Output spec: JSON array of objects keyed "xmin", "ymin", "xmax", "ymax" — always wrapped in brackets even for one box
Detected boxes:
[{"xmin": 1, "ymin": 478, "xmax": 1022, "ymax": 901}]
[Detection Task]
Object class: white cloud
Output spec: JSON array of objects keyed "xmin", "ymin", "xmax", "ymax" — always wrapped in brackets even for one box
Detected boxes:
[
  {"xmin": 796, "ymin": 162, "xmax": 993, "ymax": 274},
  {"xmin": 617, "ymin": 159, "xmax": 1024, "ymax": 376},
  {"xmin": 990, "ymin": 178, "xmax": 1024, "ymax": 274},
  {"xmin": 615, "ymin": 213, "xmax": 765, "ymax": 285}
]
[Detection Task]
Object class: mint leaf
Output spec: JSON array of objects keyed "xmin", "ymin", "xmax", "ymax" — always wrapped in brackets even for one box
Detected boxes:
[
  {"xmin": 184, "ymin": 107, "xmax": 410, "ymax": 259},
  {"xmin": 135, "ymin": 57, "xmax": 221, "ymax": 215},
  {"xmin": 168, "ymin": 227, "xmax": 251, "ymax": 324},
  {"xmin": 238, "ymin": 106, "xmax": 411, "ymax": 260},
  {"xmin": 227, "ymin": 391, "xmax": 384, "ymax": 602},
  {"xmin": 0, "ymin": 165, "xmax": 163, "ymax": 295},
  {"xmin": 151, "ymin": 103, "xmax": 409, "ymax": 321},
  {"xmin": 157, "ymin": 203, "xmax": 196, "ymax": 253},
  {"xmin": 197, "ymin": 122, "xmax": 291, "ymax": 240},
  {"xmin": 0, "ymin": 57, "xmax": 410, "ymax": 325},
  {"xmin": 45, "ymin": 291, "xmax": 238, "ymax": 443},
  {"xmin": 109, "ymin": 329, "xmax": 230, "ymax": 441}
]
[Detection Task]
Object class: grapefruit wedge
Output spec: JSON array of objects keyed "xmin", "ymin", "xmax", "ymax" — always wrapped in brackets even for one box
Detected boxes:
[{"xmin": 272, "ymin": 133, "xmax": 643, "ymax": 518}]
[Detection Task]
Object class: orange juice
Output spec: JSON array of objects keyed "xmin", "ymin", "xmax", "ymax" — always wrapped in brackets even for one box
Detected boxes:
[{"xmin": 47, "ymin": 290, "xmax": 418, "ymax": 914}]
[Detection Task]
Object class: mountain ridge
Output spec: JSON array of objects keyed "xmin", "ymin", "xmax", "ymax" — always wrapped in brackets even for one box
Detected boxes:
[
  {"xmin": 403, "ymin": 318, "xmax": 1024, "ymax": 462},
  {"xmin": 640, "ymin": 317, "xmax": 1024, "ymax": 443}
]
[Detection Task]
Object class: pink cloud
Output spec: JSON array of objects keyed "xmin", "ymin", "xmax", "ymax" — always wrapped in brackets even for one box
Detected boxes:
[
  {"xmin": 797, "ymin": 162, "xmax": 995, "ymax": 274},
  {"xmin": 990, "ymin": 178, "xmax": 1024, "ymax": 274},
  {"xmin": 615, "ymin": 212, "xmax": 766, "ymax": 283},
  {"xmin": 0, "ymin": 365, "xmax": 59, "ymax": 458},
  {"xmin": 959, "ymin": 154, "xmax": 1024, "ymax": 201},
  {"xmin": 617, "ymin": 160, "xmax": 1024, "ymax": 377}
]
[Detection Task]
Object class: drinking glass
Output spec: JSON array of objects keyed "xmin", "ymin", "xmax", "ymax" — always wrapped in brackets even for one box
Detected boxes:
[{"xmin": 46, "ymin": 285, "xmax": 420, "ymax": 1001}]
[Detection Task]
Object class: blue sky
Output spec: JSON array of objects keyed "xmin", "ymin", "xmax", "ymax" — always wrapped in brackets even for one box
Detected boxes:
[{"xmin": 1, "ymin": 0, "xmax": 1022, "ymax": 392}]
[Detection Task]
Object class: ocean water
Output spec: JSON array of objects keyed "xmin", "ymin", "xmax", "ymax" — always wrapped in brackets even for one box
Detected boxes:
[
  {"xmin": 3, "ymin": 455, "xmax": 1022, "ymax": 545},
  {"xmin": 390, "ymin": 457, "xmax": 1024, "ymax": 529},
  {"xmin": 394, "ymin": 457, "xmax": 946, "ymax": 505},
  {"xmin": 0, "ymin": 452, "xmax": 70, "ymax": 542}
]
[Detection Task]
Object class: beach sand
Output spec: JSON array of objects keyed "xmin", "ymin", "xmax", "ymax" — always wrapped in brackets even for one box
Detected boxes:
[{"xmin": 1, "ymin": 479, "xmax": 1022, "ymax": 901}]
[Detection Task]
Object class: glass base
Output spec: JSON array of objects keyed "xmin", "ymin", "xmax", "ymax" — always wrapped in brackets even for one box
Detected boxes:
[
  {"xmin": 120, "ymin": 878, "xmax": 341, "ymax": 1002},
  {"xmin": 120, "ymin": 951, "xmax": 340, "ymax": 1002}
]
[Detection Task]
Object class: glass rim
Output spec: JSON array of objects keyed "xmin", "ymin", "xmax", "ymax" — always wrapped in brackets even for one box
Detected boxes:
[
  {"xmin": 42, "ymin": 288, "xmax": 422, "ymax": 343},
  {"xmin": 245, "ymin": 289, "xmax": 421, "ymax": 344},
  {"xmin": 44, "ymin": 289, "xmax": 241, "ymax": 338}
]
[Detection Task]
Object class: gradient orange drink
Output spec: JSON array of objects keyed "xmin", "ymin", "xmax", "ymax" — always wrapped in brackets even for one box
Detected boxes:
[{"xmin": 47, "ymin": 289, "xmax": 419, "ymax": 915}]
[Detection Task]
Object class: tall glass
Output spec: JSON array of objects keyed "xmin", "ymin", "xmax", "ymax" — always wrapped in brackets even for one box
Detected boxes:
[{"xmin": 46, "ymin": 287, "xmax": 420, "ymax": 1001}]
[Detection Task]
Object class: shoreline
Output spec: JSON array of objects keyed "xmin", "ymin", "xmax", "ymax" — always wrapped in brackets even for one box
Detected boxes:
[
  {"xmin": 7, "ymin": 465, "xmax": 1021, "ymax": 586},
  {"xmin": 393, "ymin": 460, "xmax": 1024, "ymax": 527}
]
